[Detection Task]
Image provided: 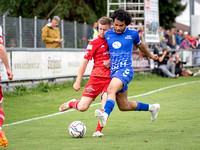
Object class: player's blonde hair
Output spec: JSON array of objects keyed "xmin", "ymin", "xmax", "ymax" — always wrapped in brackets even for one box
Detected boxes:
[{"xmin": 98, "ymin": 17, "xmax": 112, "ymax": 27}]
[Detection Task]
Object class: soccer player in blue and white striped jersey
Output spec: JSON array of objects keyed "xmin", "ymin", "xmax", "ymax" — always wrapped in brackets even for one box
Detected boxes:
[{"xmin": 95, "ymin": 8, "xmax": 160, "ymax": 129}]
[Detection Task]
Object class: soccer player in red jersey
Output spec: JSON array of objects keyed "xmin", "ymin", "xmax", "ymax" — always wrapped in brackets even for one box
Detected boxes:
[
  {"xmin": 0, "ymin": 26, "xmax": 13, "ymax": 147},
  {"xmin": 59, "ymin": 17, "xmax": 112, "ymax": 137}
]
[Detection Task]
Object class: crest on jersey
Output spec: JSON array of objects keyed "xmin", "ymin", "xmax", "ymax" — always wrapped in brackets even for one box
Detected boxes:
[
  {"xmin": 86, "ymin": 44, "xmax": 93, "ymax": 50},
  {"xmin": 112, "ymin": 41, "xmax": 121, "ymax": 49}
]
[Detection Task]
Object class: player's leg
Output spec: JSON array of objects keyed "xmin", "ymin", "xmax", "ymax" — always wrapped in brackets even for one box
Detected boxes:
[
  {"xmin": 0, "ymin": 87, "xmax": 8, "ymax": 147},
  {"xmin": 93, "ymin": 78, "xmax": 110, "ymax": 137},
  {"xmin": 95, "ymin": 77, "xmax": 123, "ymax": 127},
  {"xmin": 116, "ymin": 91, "xmax": 160, "ymax": 121},
  {"xmin": 93, "ymin": 92, "xmax": 107, "ymax": 137},
  {"xmin": 59, "ymin": 97, "xmax": 94, "ymax": 112}
]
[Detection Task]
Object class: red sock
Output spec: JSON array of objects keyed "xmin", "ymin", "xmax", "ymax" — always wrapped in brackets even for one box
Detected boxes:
[
  {"xmin": 69, "ymin": 100, "xmax": 80, "ymax": 110},
  {"xmin": 95, "ymin": 109, "xmax": 104, "ymax": 132},
  {"xmin": 0, "ymin": 109, "xmax": 5, "ymax": 129}
]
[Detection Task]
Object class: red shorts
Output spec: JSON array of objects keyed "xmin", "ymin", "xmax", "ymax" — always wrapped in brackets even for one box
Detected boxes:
[
  {"xmin": 0, "ymin": 86, "xmax": 3, "ymax": 103},
  {"xmin": 82, "ymin": 76, "xmax": 110, "ymax": 99}
]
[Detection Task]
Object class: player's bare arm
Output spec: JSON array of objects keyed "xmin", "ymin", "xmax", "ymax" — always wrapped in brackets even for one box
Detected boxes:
[
  {"xmin": 73, "ymin": 59, "xmax": 89, "ymax": 91},
  {"xmin": 0, "ymin": 45, "xmax": 13, "ymax": 81},
  {"xmin": 137, "ymin": 42, "xmax": 158, "ymax": 60}
]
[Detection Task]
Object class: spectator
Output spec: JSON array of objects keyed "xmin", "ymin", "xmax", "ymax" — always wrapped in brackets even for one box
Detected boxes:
[
  {"xmin": 90, "ymin": 22, "xmax": 98, "ymax": 39},
  {"xmin": 175, "ymin": 56, "xmax": 193, "ymax": 76},
  {"xmin": 42, "ymin": 16, "xmax": 63, "ymax": 48},
  {"xmin": 160, "ymin": 36, "xmax": 168, "ymax": 48},
  {"xmin": 169, "ymin": 28, "xmax": 176, "ymax": 49},
  {"xmin": 154, "ymin": 47, "xmax": 178, "ymax": 78},
  {"xmin": 159, "ymin": 26, "xmax": 164, "ymax": 41},
  {"xmin": 181, "ymin": 31, "xmax": 188, "ymax": 42},
  {"xmin": 164, "ymin": 30, "xmax": 171, "ymax": 47},
  {"xmin": 7, "ymin": 39, "xmax": 16, "ymax": 47},
  {"xmin": 175, "ymin": 30, "xmax": 182, "ymax": 49},
  {"xmin": 179, "ymin": 35, "xmax": 192, "ymax": 49},
  {"xmin": 190, "ymin": 36, "xmax": 197, "ymax": 49}
]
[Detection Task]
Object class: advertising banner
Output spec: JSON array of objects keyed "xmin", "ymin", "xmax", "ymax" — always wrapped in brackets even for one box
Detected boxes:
[
  {"xmin": 11, "ymin": 52, "xmax": 93, "ymax": 80},
  {"xmin": 144, "ymin": 0, "xmax": 159, "ymax": 43}
]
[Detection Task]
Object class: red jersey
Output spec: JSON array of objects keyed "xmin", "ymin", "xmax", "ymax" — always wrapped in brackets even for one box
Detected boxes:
[
  {"xmin": 84, "ymin": 35, "xmax": 110, "ymax": 78},
  {"xmin": 0, "ymin": 35, "xmax": 3, "ymax": 45}
]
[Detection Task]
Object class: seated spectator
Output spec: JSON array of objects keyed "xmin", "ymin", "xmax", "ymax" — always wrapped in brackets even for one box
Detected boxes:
[
  {"xmin": 174, "ymin": 55, "xmax": 193, "ymax": 76},
  {"xmin": 179, "ymin": 36, "xmax": 192, "ymax": 49},
  {"xmin": 154, "ymin": 47, "xmax": 178, "ymax": 78}
]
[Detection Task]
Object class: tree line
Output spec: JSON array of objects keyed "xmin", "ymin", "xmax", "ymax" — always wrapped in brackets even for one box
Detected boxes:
[{"xmin": 0, "ymin": 0, "xmax": 186, "ymax": 28}]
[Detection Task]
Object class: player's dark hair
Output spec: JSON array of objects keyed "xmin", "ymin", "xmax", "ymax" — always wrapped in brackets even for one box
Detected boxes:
[
  {"xmin": 111, "ymin": 8, "xmax": 132, "ymax": 26},
  {"xmin": 98, "ymin": 17, "xmax": 112, "ymax": 27}
]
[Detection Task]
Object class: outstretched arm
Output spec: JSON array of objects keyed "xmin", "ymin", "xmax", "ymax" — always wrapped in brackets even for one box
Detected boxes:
[
  {"xmin": 73, "ymin": 58, "xmax": 89, "ymax": 91},
  {"xmin": 0, "ymin": 45, "xmax": 13, "ymax": 81},
  {"xmin": 137, "ymin": 42, "xmax": 158, "ymax": 60}
]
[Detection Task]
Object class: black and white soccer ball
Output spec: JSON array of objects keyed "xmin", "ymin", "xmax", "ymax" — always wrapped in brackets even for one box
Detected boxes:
[{"xmin": 68, "ymin": 121, "xmax": 86, "ymax": 138}]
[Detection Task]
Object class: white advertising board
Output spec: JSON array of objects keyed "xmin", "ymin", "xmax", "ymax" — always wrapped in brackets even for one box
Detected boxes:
[
  {"xmin": 144, "ymin": 0, "xmax": 160, "ymax": 43},
  {"xmin": 11, "ymin": 52, "xmax": 93, "ymax": 80}
]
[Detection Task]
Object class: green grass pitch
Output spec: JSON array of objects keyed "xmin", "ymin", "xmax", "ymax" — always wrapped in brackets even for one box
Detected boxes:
[{"xmin": 3, "ymin": 74, "xmax": 200, "ymax": 150}]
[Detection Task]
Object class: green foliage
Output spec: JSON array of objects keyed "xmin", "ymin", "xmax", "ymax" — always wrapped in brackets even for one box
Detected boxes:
[
  {"xmin": 159, "ymin": 0, "xmax": 187, "ymax": 29},
  {"xmin": 0, "ymin": 0, "xmax": 107, "ymax": 24},
  {"xmin": 4, "ymin": 78, "xmax": 89, "ymax": 97},
  {"xmin": 0, "ymin": 0, "xmax": 186, "ymax": 27},
  {"xmin": 12, "ymin": 85, "xmax": 28, "ymax": 95}
]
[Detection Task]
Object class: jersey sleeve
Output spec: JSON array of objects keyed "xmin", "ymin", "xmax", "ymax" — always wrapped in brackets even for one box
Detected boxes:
[
  {"xmin": 133, "ymin": 31, "xmax": 141, "ymax": 45},
  {"xmin": 0, "ymin": 26, "xmax": 3, "ymax": 45},
  {"xmin": 84, "ymin": 40, "xmax": 96, "ymax": 60}
]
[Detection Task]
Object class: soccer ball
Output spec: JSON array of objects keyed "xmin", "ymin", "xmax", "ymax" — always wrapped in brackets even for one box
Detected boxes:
[{"xmin": 68, "ymin": 121, "xmax": 86, "ymax": 138}]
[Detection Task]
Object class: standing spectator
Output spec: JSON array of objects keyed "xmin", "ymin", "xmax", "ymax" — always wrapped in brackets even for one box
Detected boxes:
[
  {"xmin": 160, "ymin": 37, "xmax": 168, "ymax": 48},
  {"xmin": 90, "ymin": 22, "xmax": 98, "ymax": 39},
  {"xmin": 0, "ymin": 26, "xmax": 14, "ymax": 147},
  {"xmin": 42, "ymin": 16, "xmax": 63, "ymax": 48},
  {"xmin": 175, "ymin": 30, "xmax": 182, "ymax": 49},
  {"xmin": 169, "ymin": 28, "xmax": 176, "ymax": 49},
  {"xmin": 179, "ymin": 36, "xmax": 192, "ymax": 49},
  {"xmin": 181, "ymin": 31, "xmax": 188, "ymax": 43},
  {"xmin": 159, "ymin": 26, "xmax": 165, "ymax": 41},
  {"xmin": 190, "ymin": 36, "xmax": 197, "ymax": 49},
  {"xmin": 164, "ymin": 29, "xmax": 171, "ymax": 47}
]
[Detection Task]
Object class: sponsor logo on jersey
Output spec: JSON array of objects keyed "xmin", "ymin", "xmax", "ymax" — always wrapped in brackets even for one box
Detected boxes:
[
  {"xmin": 125, "ymin": 35, "xmax": 132, "ymax": 39},
  {"xmin": 112, "ymin": 41, "xmax": 121, "ymax": 49},
  {"xmin": 86, "ymin": 85, "xmax": 95, "ymax": 92},
  {"xmin": 86, "ymin": 44, "xmax": 93, "ymax": 50}
]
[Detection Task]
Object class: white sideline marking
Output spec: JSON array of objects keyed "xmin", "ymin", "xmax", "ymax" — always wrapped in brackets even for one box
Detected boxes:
[{"xmin": 3, "ymin": 81, "xmax": 200, "ymax": 127}]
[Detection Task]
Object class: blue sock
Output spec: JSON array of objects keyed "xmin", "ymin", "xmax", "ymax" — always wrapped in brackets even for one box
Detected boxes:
[
  {"xmin": 136, "ymin": 102, "xmax": 149, "ymax": 111},
  {"xmin": 104, "ymin": 99, "xmax": 115, "ymax": 116}
]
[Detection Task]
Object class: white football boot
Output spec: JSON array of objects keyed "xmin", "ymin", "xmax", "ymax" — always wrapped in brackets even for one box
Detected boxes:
[
  {"xmin": 92, "ymin": 131, "xmax": 104, "ymax": 137},
  {"xmin": 59, "ymin": 99, "xmax": 76, "ymax": 111},
  {"xmin": 95, "ymin": 109, "xmax": 107, "ymax": 127},
  {"xmin": 149, "ymin": 104, "xmax": 160, "ymax": 122}
]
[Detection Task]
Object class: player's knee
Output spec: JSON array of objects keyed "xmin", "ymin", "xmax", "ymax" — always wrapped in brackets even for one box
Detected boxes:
[
  {"xmin": 118, "ymin": 105, "xmax": 127, "ymax": 111},
  {"xmin": 78, "ymin": 105, "xmax": 88, "ymax": 112}
]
